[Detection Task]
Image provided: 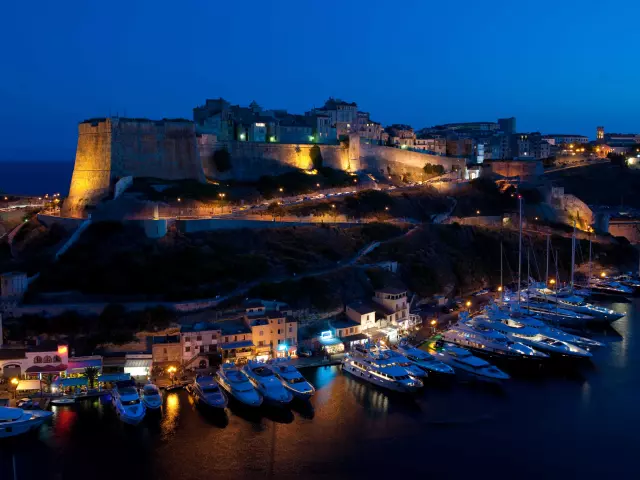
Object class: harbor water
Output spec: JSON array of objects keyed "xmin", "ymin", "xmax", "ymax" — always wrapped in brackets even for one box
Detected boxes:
[{"xmin": 1, "ymin": 300, "xmax": 638, "ymax": 480}]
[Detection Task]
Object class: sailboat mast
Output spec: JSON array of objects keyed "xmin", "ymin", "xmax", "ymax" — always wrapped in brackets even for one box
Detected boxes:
[
  {"xmin": 588, "ymin": 232, "xmax": 593, "ymax": 289},
  {"xmin": 546, "ymin": 234, "xmax": 550, "ymax": 285},
  {"xmin": 518, "ymin": 195, "xmax": 523, "ymax": 307},
  {"xmin": 570, "ymin": 220, "xmax": 576, "ymax": 290},
  {"xmin": 500, "ymin": 241, "xmax": 504, "ymax": 304}
]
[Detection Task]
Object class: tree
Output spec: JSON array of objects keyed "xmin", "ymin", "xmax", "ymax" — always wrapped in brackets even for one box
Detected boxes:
[
  {"xmin": 212, "ymin": 148, "xmax": 232, "ymax": 173},
  {"xmin": 423, "ymin": 163, "xmax": 445, "ymax": 176},
  {"xmin": 310, "ymin": 145, "xmax": 323, "ymax": 170},
  {"xmin": 84, "ymin": 366, "xmax": 99, "ymax": 389},
  {"xmin": 267, "ymin": 201, "xmax": 286, "ymax": 220}
]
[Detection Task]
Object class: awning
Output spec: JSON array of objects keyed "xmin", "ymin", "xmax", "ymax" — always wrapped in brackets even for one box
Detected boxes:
[
  {"xmin": 220, "ymin": 340, "xmax": 253, "ymax": 350},
  {"xmin": 341, "ymin": 333, "xmax": 369, "ymax": 343},
  {"xmin": 98, "ymin": 373, "xmax": 131, "ymax": 383},
  {"xmin": 67, "ymin": 358, "xmax": 102, "ymax": 371},
  {"xmin": 16, "ymin": 380, "xmax": 43, "ymax": 391},
  {"xmin": 54, "ymin": 377, "xmax": 88, "ymax": 388},
  {"xmin": 124, "ymin": 359, "xmax": 152, "ymax": 369},
  {"xmin": 25, "ymin": 364, "xmax": 67, "ymax": 373}
]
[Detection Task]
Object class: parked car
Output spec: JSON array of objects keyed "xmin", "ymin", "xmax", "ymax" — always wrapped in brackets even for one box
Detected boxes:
[{"xmin": 297, "ymin": 347, "xmax": 312, "ymax": 358}]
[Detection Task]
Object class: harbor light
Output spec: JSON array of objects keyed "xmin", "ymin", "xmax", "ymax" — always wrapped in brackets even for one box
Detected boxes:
[
  {"xmin": 600, "ymin": 272, "xmax": 607, "ymax": 278},
  {"xmin": 239, "ymin": 133, "xmax": 246, "ymax": 141},
  {"xmin": 279, "ymin": 187, "xmax": 284, "ymax": 192},
  {"xmin": 309, "ymin": 136, "xmax": 315, "ymax": 142},
  {"xmin": 316, "ymin": 183, "xmax": 320, "ymax": 187},
  {"xmin": 498, "ymin": 286, "xmax": 503, "ymax": 292},
  {"xmin": 476, "ymin": 210, "xmax": 480, "ymax": 215},
  {"xmin": 167, "ymin": 366, "xmax": 177, "ymax": 374},
  {"xmin": 270, "ymin": 136, "xmax": 276, "ymax": 142},
  {"xmin": 331, "ymin": 204, "xmax": 336, "ymax": 209},
  {"xmin": 465, "ymin": 300, "xmax": 471, "ymax": 308},
  {"xmin": 177, "ymin": 197, "xmax": 181, "ymax": 202},
  {"xmin": 10, "ymin": 377, "xmax": 18, "ymax": 386},
  {"xmin": 430, "ymin": 319, "xmax": 437, "ymax": 326},
  {"xmin": 549, "ymin": 279, "xmax": 556, "ymax": 285}
]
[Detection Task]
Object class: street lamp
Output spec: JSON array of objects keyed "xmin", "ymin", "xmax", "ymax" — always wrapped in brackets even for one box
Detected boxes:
[
  {"xmin": 600, "ymin": 272, "xmax": 607, "ymax": 278},
  {"xmin": 279, "ymin": 187, "xmax": 284, "ymax": 193},
  {"xmin": 316, "ymin": 183, "xmax": 320, "ymax": 188},
  {"xmin": 465, "ymin": 300, "xmax": 472, "ymax": 312},
  {"xmin": 177, "ymin": 197, "xmax": 181, "ymax": 203},
  {"xmin": 476, "ymin": 210, "xmax": 480, "ymax": 215},
  {"xmin": 497, "ymin": 286, "xmax": 503, "ymax": 292}
]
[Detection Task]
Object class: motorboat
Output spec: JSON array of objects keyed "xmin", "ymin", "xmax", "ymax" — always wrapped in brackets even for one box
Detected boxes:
[
  {"xmin": 341, "ymin": 344, "xmax": 423, "ymax": 393},
  {"xmin": 216, "ymin": 363, "xmax": 263, "ymax": 407},
  {"xmin": 140, "ymin": 384, "xmax": 163, "ymax": 410},
  {"xmin": 503, "ymin": 293, "xmax": 596, "ymax": 329},
  {"xmin": 583, "ymin": 279, "xmax": 633, "ymax": 298},
  {"xmin": 51, "ymin": 396, "xmax": 77, "ymax": 406},
  {"xmin": 484, "ymin": 302, "xmax": 604, "ymax": 350},
  {"xmin": 467, "ymin": 314, "xmax": 591, "ymax": 359},
  {"xmin": 0, "ymin": 406, "xmax": 53, "ymax": 438},
  {"xmin": 269, "ymin": 359, "xmax": 316, "ymax": 400},
  {"xmin": 394, "ymin": 340, "xmax": 456, "ymax": 376},
  {"xmin": 242, "ymin": 361, "xmax": 293, "ymax": 405},
  {"xmin": 188, "ymin": 376, "xmax": 228, "ymax": 409},
  {"xmin": 377, "ymin": 348, "xmax": 429, "ymax": 380},
  {"xmin": 522, "ymin": 285, "xmax": 624, "ymax": 323},
  {"xmin": 111, "ymin": 379, "xmax": 146, "ymax": 425},
  {"xmin": 613, "ymin": 274, "xmax": 640, "ymax": 293},
  {"xmin": 441, "ymin": 314, "xmax": 548, "ymax": 360},
  {"xmin": 427, "ymin": 341, "xmax": 510, "ymax": 383}
]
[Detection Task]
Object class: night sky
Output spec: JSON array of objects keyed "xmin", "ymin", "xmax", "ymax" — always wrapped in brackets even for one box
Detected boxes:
[{"xmin": 1, "ymin": 0, "xmax": 639, "ymax": 162}]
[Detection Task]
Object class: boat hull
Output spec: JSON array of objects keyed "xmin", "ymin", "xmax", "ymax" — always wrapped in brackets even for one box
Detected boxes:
[{"xmin": 0, "ymin": 411, "xmax": 52, "ymax": 438}]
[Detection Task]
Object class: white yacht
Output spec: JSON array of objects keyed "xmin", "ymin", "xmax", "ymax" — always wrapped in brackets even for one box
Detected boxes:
[
  {"xmin": 441, "ymin": 315, "xmax": 548, "ymax": 360},
  {"xmin": 111, "ymin": 379, "xmax": 146, "ymax": 425},
  {"xmin": 269, "ymin": 359, "xmax": 316, "ymax": 400},
  {"xmin": 242, "ymin": 361, "xmax": 293, "ymax": 405},
  {"xmin": 188, "ymin": 376, "xmax": 228, "ymax": 409},
  {"xmin": 503, "ymin": 293, "xmax": 595, "ymax": 329},
  {"xmin": 341, "ymin": 344, "xmax": 423, "ymax": 393},
  {"xmin": 378, "ymin": 348, "xmax": 429, "ymax": 380},
  {"xmin": 484, "ymin": 302, "xmax": 604, "ymax": 349},
  {"xmin": 0, "ymin": 406, "xmax": 52, "ymax": 438},
  {"xmin": 522, "ymin": 285, "xmax": 624, "ymax": 323},
  {"xmin": 586, "ymin": 279, "xmax": 634, "ymax": 297},
  {"xmin": 140, "ymin": 384, "xmax": 163, "ymax": 410},
  {"xmin": 467, "ymin": 314, "xmax": 592, "ymax": 359},
  {"xmin": 394, "ymin": 341, "xmax": 455, "ymax": 377},
  {"xmin": 428, "ymin": 342, "xmax": 510, "ymax": 383},
  {"xmin": 216, "ymin": 363, "xmax": 263, "ymax": 407}
]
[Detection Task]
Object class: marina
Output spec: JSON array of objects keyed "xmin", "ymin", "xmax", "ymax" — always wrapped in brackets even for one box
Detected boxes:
[{"xmin": 0, "ymin": 299, "xmax": 637, "ymax": 479}]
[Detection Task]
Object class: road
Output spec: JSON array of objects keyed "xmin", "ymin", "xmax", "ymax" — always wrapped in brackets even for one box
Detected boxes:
[{"xmin": 544, "ymin": 158, "xmax": 609, "ymax": 174}]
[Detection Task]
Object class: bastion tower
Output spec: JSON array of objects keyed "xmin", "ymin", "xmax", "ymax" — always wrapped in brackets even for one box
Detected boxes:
[{"xmin": 63, "ymin": 117, "xmax": 205, "ymax": 217}]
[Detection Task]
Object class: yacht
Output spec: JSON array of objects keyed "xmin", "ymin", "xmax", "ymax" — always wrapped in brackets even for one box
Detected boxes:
[
  {"xmin": 111, "ymin": 379, "xmax": 146, "ymax": 425},
  {"xmin": 141, "ymin": 384, "xmax": 163, "ymax": 410},
  {"xmin": 467, "ymin": 314, "xmax": 592, "ymax": 359},
  {"xmin": 427, "ymin": 341, "xmax": 510, "ymax": 383},
  {"xmin": 394, "ymin": 341, "xmax": 456, "ymax": 377},
  {"xmin": 342, "ymin": 345, "xmax": 423, "ymax": 393},
  {"xmin": 484, "ymin": 302, "xmax": 604, "ymax": 350},
  {"xmin": 242, "ymin": 361, "xmax": 293, "ymax": 405},
  {"xmin": 216, "ymin": 363, "xmax": 263, "ymax": 407},
  {"xmin": 614, "ymin": 274, "xmax": 640, "ymax": 293},
  {"xmin": 188, "ymin": 376, "xmax": 228, "ymax": 409},
  {"xmin": 0, "ymin": 406, "xmax": 53, "ymax": 438},
  {"xmin": 522, "ymin": 285, "xmax": 624, "ymax": 323},
  {"xmin": 269, "ymin": 359, "xmax": 316, "ymax": 400},
  {"xmin": 583, "ymin": 279, "xmax": 633, "ymax": 298},
  {"xmin": 441, "ymin": 314, "xmax": 548, "ymax": 360},
  {"xmin": 378, "ymin": 348, "xmax": 429, "ymax": 380},
  {"xmin": 503, "ymin": 293, "xmax": 595, "ymax": 329}
]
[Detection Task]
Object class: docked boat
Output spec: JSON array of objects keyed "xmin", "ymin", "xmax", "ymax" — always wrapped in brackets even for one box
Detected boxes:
[
  {"xmin": 378, "ymin": 348, "xmax": 429, "ymax": 380},
  {"xmin": 503, "ymin": 293, "xmax": 596, "ymax": 329},
  {"xmin": 188, "ymin": 376, "xmax": 228, "ymax": 409},
  {"xmin": 341, "ymin": 344, "xmax": 423, "ymax": 393},
  {"xmin": 0, "ymin": 407, "xmax": 53, "ymax": 438},
  {"xmin": 216, "ymin": 363, "xmax": 263, "ymax": 407},
  {"xmin": 467, "ymin": 314, "xmax": 592, "ymax": 359},
  {"xmin": 522, "ymin": 285, "xmax": 624, "ymax": 323},
  {"xmin": 111, "ymin": 379, "xmax": 146, "ymax": 425},
  {"xmin": 51, "ymin": 396, "xmax": 77, "ymax": 406},
  {"xmin": 427, "ymin": 341, "xmax": 510, "ymax": 383},
  {"xmin": 441, "ymin": 315, "xmax": 548, "ymax": 361},
  {"xmin": 242, "ymin": 361, "xmax": 293, "ymax": 405},
  {"xmin": 140, "ymin": 384, "xmax": 163, "ymax": 410},
  {"xmin": 614, "ymin": 274, "xmax": 640, "ymax": 294},
  {"xmin": 484, "ymin": 302, "xmax": 604, "ymax": 350},
  {"xmin": 269, "ymin": 359, "xmax": 316, "ymax": 400},
  {"xmin": 583, "ymin": 279, "xmax": 633, "ymax": 298},
  {"xmin": 394, "ymin": 341, "xmax": 456, "ymax": 377}
]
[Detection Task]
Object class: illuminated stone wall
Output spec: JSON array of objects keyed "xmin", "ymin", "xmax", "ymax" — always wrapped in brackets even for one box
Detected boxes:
[{"xmin": 64, "ymin": 118, "xmax": 206, "ymax": 217}]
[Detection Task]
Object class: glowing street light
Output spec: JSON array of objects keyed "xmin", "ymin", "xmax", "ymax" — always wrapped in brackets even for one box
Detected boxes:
[
  {"xmin": 239, "ymin": 133, "xmax": 246, "ymax": 141},
  {"xmin": 600, "ymin": 271, "xmax": 607, "ymax": 278},
  {"xmin": 385, "ymin": 206, "xmax": 389, "ymax": 211},
  {"xmin": 270, "ymin": 136, "xmax": 276, "ymax": 142},
  {"xmin": 465, "ymin": 300, "xmax": 472, "ymax": 308},
  {"xmin": 279, "ymin": 187, "xmax": 284, "ymax": 193},
  {"xmin": 10, "ymin": 377, "xmax": 19, "ymax": 386},
  {"xmin": 316, "ymin": 183, "xmax": 320, "ymax": 188},
  {"xmin": 331, "ymin": 204, "xmax": 336, "ymax": 209},
  {"xmin": 498, "ymin": 286, "xmax": 503, "ymax": 292},
  {"xmin": 430, "ymin": 319, "xmax": 437, "ymax": 327},
  {"xmin": 476, "ymin": 210, "xmax": 480, "ymax": 215},
  {"xmin": 177, "ymin": 197, "xmax": 182, "ymax": 202}
]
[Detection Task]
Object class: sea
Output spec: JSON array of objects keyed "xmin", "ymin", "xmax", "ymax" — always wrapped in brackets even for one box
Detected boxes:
[
  {"xmin": 0, "ymin": 299, "xmax": 638, "ymax": 480},
  {"xmin": 0, "ymin": 161, "xmax": 74, "ymax": 196}
]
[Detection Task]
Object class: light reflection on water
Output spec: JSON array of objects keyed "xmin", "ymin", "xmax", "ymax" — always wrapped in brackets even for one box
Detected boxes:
[{"xmin": 160, "ymin": 393, "xmax": 181, "ymax": 439}]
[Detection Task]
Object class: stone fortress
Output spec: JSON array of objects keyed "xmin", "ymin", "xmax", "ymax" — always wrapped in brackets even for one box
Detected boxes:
[{"xmin": 63, "ymin": 98, "xmax": 467, "ymax": 217}]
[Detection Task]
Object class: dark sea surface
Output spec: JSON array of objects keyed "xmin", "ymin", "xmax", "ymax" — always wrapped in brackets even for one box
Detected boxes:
[
  {"xmin": 1, "ymin": 300, "xmax": 638, "ymax": 480},
  {"xmin": 0, "ymin": 161, "xmax": 73, "ymax": 196}
]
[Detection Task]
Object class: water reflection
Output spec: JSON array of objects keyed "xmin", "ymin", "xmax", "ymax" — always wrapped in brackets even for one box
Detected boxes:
[{"xmin": 159, "ymin": 393, "xmax": 181, "ymax": 439}]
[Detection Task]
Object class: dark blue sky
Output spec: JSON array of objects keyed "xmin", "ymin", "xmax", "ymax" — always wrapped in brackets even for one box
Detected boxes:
[{"xmin": 2, "ymin": 0, "xmax": 639, "ymax": 161}]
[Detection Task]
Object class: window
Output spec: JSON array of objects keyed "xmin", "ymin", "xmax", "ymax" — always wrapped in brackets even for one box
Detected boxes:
[
  {"xmin": 199, "ymin": 346, "xmax": 204, "ymax": 354},
  {"xmin": 185, "ymin": 337, "xmax": 191, "ymax": 343},
  {"xmin": 43, "ymin": 355, "xmax": 52, "ymax": 363},
  {"xmin": 234, "ymin": 335, "xmax": 238, "ymax": 342},
  {"xmin": 288, "ymin": 326, "xmax": 293, "ymax": 333},
  {"xmin": 53, "ymin": 355, "xmax": 61, "ymax": 362},
  {"xmin": 225, "ymin": 336, "xmax": 229, "ymax": 343},
  {"xmin": 34, "ymin": 356, "xmax": 42, "ymax": 363},
  {"xmin": 349, "ymin": 327, "xmax": 354, "ymax": 334},
  {"xmin": 278, "ymin": 339, "xmax": 282, "ymax": 344},
  {"xmin": 259, "ymin": 341, "xmax": 264, "ymax": 347},
  {"xmin": 196, "ymin": 335, "xmax": 202, "ymax": 341},
  {"xmin": 278, "ymin": 319, "xmax": 283, "ymax": 324},
  {"xmin": 163, "ymin": 348, "xmax": 167, "ymax": 354},
  {"xmin": 259, "ymin": 330, "xmax": 264, "ymax": 336},
  {"xmin": 277, "ymin": 329, "xmax": 281, "ymax": 335},
  {"xmin": 185, "ymin": 346, "xmax": 191, "ymax": 353}
]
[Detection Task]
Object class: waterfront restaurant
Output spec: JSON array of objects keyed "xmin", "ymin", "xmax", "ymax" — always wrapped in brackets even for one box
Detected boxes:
[{"xmin": 66, "ymin": 355, "xmax": 103, "ymax": 378}]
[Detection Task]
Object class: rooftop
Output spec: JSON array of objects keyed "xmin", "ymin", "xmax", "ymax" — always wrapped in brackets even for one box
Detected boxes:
[
  {"xmin": 341, "ymin": 333, "xmax": 369, "ymax": 342},
  {"xmin": 347, "ymin": 300, "xmax": 377, "ymax": 315},
  {"xmin": 0, "ymin": 347, "xmax": 26, "ymax": 360},
  {"xmin": 375, "ymin": 286, "xmax": 407, "ymax": 295},
  {"xmin": 219, "ymin": 340, "xmax": 253, "ymax": 350},
  {"xmin": 181, "ymin": 322, "xmax": 221, "ymax": 333},
  {"xmin": 330, "ymin": 318, "xmax": 360, "ymax": 329},
  {"xmin": 220, "ymin": 321, "xmax": 251, "ymax": 335}
]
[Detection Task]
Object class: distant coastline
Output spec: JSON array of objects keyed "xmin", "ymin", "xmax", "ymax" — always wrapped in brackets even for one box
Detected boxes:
[{"xmin": 0, "ymin": 160, "xmax": 73, "ymax": 196}]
